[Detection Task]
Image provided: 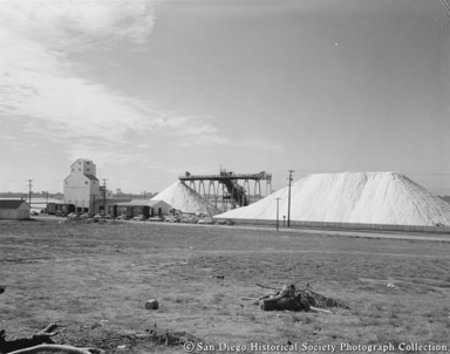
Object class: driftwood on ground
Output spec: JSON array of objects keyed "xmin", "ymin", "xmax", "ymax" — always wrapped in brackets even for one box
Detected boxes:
[
  {"xmin": 1, "ymin": 323, "xmax": 57, "ymax": 354},
  {"xmin": 256, "ymin": 283, "xmax": 350, "ymax": 312},
  {"xmin": 0, "ymin": 286, "xmax": 199, "ymax": 353},
  {"xmin": 258, "ymin": 284, "xmax": 310, "ymax": 312},
  {"xmin": 0, "ymin": 324, "xmax": 201, "ymax": 354},
  {"xmin": 0, "ymin": 287, "xmax": 104, "ymax": 354},
  {"xmin": 5, "ymin": 344, "xmax": 104, "ymax": 354},
  {"xmin": 0, "ymin": 324, "xmax": 104, "ymax": 354}
]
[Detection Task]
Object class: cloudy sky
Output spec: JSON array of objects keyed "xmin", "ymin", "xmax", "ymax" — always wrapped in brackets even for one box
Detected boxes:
[{"xmin": 1, "ymin": 0, "xmax": 450, "ymax": 195}]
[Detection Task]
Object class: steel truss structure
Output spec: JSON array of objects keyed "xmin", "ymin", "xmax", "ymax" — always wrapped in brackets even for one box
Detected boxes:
[{"xmin": 179, "ymin": 170, "xmax": 272, "ymax": 212}]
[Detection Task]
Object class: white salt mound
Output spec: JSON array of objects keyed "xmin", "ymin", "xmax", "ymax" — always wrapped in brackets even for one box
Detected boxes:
[
  {"xmin": 152, "ymin": 181, "xmax": 218, "ymax": 215},
  {"xmin": 215, "ymin": 172, "xmax": 450, "ymax": 226}
]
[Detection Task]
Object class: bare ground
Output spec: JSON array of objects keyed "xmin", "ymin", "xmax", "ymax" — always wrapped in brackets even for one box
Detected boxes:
[{"xmin": 1, "ymin": 219, "xmax": 450, "ymax": 353}]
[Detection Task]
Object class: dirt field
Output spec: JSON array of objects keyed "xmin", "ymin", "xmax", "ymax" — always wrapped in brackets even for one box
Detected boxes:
[{"xmin": 1, "ymin": 218, "xmax": 450, "ymax": 353}]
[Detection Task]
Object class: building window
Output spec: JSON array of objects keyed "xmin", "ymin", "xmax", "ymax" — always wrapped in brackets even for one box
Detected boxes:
[{"xmin": 85, "ymin": 181, "xmax": 88, "ymax": 185}]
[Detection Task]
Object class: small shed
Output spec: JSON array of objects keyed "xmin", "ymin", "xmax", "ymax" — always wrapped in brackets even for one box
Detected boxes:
[
  {"xmin": 148, "ymin": 199, "xmax": 172, "ymax": 217},
  {"xmin": 0, "ymin": 200, "xmax": 31, "ymax": 220}
]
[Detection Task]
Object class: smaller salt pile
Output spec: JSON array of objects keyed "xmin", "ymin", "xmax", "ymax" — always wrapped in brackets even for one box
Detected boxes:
[
  {"xmin": 215, "ymin": 172, "xmax": 450, "ymax": 226},
  {"xmin": 152, "ymin": 181, "xmax": 218, "ymax": 215}
]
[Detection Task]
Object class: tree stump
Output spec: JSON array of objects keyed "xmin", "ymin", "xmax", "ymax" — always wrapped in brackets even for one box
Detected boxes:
[{"xmin": 259, "ymin": 284, "xmax": 309, "ymax": 312}]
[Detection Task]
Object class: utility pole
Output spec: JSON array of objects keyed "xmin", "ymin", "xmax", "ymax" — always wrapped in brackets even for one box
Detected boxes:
[
  {"xmin": 45, "ymin": 191, "xmax": 49, "ymax": 212},
  {"xmin": 275, "ymin": 197, "xmax": 281, "ymax": 231},
  {"xmin": 28, "ymin": 179, "xmax": 33, "ymax": 206},
  {"xmin": 102, "ymin": 179, "xmax": 107, "ymax": 216},
  {"xmin": 91, "ymin": 195, "xmax": 96, "ymax": 216},
  {"xmin": 287, "ymin": 170, "xmax": 294, "ymax": 227}
]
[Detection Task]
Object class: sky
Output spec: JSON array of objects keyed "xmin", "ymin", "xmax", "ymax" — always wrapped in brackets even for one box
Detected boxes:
[{"xmin": 1, "ymin": 0, "xmax": 450, "ymax": 195}]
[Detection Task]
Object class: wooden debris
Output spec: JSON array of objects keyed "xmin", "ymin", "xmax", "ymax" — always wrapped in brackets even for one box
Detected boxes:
[
  {"xmin": 301, "ymin": 288, "xmax": 350, "ymax": 310},
  {"xmin": 309, "ymin": 306, "xmax": 332, "ymax": 314},
  {"xmin": 256, "ymin": 283, "xmax": 278, "ymax": 291},
  {"xmin": 1, "ymin": 323, "xmax": 57, "ymax": 353},
  {"xmin": 144, "ymin": 328, "xmax": 201, "ymax": 347},
  {"xmin": 259, "ymin": 285, "xmax": 309, "ymax": 312},
  {"xmin": 255, "ymin": 283, "xmax": 350, "ymax": 312},
  {"xmin": 0, "ymin": 287, "xmax": 199, "ymax": 353},
  {"xmin": 6, "ymin": 344, "xmax": 104, "ymax": 354},
  {"xmin": 0, "ymin": 324, "xmax": 103, "ymax": 354}
]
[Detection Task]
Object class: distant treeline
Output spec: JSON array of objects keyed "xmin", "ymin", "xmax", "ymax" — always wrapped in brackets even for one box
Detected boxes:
[
  {"xmin": 0, "ymin": 192, "xmax": 64, "ymax": 199},
  {"xmin": 0, "ymin": 191, "xmax": 156, "ymax": 199}
]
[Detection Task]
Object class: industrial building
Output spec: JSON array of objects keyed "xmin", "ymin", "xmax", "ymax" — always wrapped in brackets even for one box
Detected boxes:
[
  {"xmin": 62, "ymin": 159, "xmax": 269, "ymax": 218},
  {"xmin": 113, "ymin": 199, "xmax": 172, "ymax": 219},
  {"xmin": 63, "ymin": 158, "xmax": 114, "ymax": 214}
]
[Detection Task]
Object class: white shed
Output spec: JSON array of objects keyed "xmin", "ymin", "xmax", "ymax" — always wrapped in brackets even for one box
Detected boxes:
[
  {"xmin": 0, "ymin": 200, "xmax": 31, "ymax": 220},
  {"xmin": 148, "ymin": 199, "xmax": 172, "ymax": 217}
]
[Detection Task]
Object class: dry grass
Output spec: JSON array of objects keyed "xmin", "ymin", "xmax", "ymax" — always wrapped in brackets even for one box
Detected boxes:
[{"xmin": 1, "ymin": 219, "xmax": 450, "ymax": 353}]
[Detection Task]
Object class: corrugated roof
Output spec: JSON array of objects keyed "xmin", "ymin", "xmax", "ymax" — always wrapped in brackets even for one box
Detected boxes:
[{"xmin": 0, "ymin": 200, "xmax": 29, "ymax": 209}]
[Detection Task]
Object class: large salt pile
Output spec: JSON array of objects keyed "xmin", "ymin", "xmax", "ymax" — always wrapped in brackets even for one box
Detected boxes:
[
  {"xmin": 215, "ymin": 172, "xmax": 450, "ymax": 226},
  {"xmin": 152, "ymin": 181, "xmax": 218, "ymax": 215}
]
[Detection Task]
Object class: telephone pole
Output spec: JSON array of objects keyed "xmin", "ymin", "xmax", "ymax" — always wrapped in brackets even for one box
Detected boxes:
[
  {"xmin": 102, "ymin": 179, "xmax": 107, "ymax": 215},
  {"xmin": 91, "ymin": 195, "xmax": 96, "ymax": 216},
  {"xmin": 275, "ymin": 197, "xmax": 281, "ymax": 231},
  {"xmin": 287, "ymin": 170, "xmax": 294, "ymax": 227},
  {"xmin": 28, "ymin": 179, "xmax": 33, "ymax": 205}
]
